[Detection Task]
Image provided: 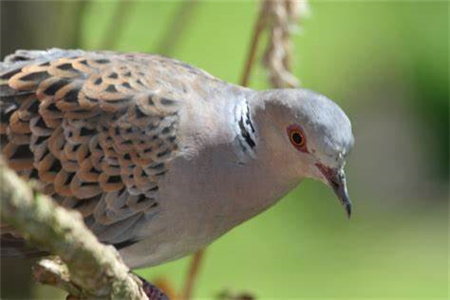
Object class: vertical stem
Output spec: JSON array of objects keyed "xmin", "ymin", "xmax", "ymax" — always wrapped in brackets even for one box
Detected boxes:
[
  {"xmin": 240, "ymin": 1, "xmax": 269, "ymax": 87},
  {"xmin": 180, "ymin": 249, "xmax": 204, "ymax": 300}
]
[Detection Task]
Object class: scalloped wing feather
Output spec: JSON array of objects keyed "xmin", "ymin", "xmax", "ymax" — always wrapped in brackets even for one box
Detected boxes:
[{"xmin": 0, "ymin": 49, "xmax": 190, "ymax": 247}]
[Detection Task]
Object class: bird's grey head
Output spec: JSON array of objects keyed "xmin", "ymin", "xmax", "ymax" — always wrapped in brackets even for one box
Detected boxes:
[{"xmin": 250, "ymin": 89, "xmax": 354, "ymax": 217}]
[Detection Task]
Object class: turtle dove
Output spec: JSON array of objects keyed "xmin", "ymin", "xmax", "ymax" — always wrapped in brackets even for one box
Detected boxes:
[{"xmin": 0, "ymin": 49, "xmax": 354, "ymax": 269}]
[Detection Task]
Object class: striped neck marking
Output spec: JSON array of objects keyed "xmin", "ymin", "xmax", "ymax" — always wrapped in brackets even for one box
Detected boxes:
[{"xmin": 236, "ymin": 101, "xmax": 257, "ymax": 158}]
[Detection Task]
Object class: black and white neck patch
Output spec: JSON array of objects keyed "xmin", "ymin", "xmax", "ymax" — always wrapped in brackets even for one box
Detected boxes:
[{"xmin": 234, "ymin": 100, "xmax": 257, "ymax": 161}]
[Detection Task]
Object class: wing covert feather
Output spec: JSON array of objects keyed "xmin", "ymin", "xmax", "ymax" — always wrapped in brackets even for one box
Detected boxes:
[{"xmin": 0, "ymin": 49, "xmax": 184, "ymax": 245}]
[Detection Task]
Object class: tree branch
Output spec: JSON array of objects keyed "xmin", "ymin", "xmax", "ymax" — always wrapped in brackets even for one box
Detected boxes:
[{"xmin": 0, "ymin": 158, "xmax": 148, "ymax": 300}]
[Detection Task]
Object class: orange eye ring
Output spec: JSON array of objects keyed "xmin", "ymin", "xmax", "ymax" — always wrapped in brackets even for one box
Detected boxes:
[{"xmin": 287, "ymin": 125, "xmax": 307, "ymax": 151}]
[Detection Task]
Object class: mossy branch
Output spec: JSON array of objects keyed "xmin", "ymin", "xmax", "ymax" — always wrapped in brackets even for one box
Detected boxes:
[{"xmin": 0, "ymin": 158, "xmax": 148, "ymax": 300}]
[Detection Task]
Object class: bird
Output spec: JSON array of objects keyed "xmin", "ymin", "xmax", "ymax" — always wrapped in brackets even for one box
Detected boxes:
[{"xmin": 0, "ymin": 48, "xmax": 354, "ymax": 270}]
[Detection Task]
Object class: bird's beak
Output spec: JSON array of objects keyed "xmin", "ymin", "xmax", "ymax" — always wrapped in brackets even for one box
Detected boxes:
[{"xmin": 316, "ymin": 164, "xmax": 352, "ymax": 218}]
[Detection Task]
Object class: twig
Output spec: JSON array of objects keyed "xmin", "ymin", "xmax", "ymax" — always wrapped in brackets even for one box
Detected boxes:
[
  {"xmin": 180, "ymin": 249, "xmax": 205, "ymax": 300},
  {"xmin": 33, "ymin": 257, "xmax": 82, "ymax": 297},
  {"xmin": 0, "ymin": 158, "xmax": 147, "ymax": 300},
  {"xmin": 240, "ymin": 1, "xmax": 270, "ymax": 87},
  {"xmin": 241, "ymin": 0, "xmax": 308, "ymax": 88},
  {"xmin": 262, "ymin": 0, "xmax": 307, "ymax": 88}
]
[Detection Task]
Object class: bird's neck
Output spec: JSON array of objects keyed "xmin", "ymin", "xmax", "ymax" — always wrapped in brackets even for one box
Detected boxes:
[
  {"xmin": 218, "ymin": 90, "xmax": 305, "ymax": 225},
  {"xmin": 230, "ymin": 88, "xmax": 298, "ymax": 163}
]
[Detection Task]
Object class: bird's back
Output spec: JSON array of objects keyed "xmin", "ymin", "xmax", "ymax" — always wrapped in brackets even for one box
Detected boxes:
[{"xmin": 0, "ymin": 48, "xmax": 235, "ymax": 253}]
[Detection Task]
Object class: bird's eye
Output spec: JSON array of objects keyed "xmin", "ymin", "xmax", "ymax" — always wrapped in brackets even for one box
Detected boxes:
[
  {"xmin": 287, "ymin": 125, "xmax": 307, "ymax": 152},
  {"xmin": 290, "ymin": 130, "xmax": 304, "ymax": 147},
  {"xmin": 291, "ymin": 131, "xmax": 303, "ymax": 145}
]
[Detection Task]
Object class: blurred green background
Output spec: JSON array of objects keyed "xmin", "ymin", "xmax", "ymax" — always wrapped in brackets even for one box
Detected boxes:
[{"xmin": 0, "ymin": 1, "xmax": 448, "ymax": 299}]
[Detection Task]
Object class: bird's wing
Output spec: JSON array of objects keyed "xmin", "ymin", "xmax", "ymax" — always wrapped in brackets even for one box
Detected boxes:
[{"xmin": 0, "ymin": 49, "xmax": 192, "ymax": 248}]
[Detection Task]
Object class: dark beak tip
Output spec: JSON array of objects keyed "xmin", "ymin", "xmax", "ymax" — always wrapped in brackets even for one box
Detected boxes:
[
  {"xmin": 316, "ymin": 163, "xmax": 353, "ymax": 219},
  {"xmin": 345, "ymin": 202, "xmax": 352, "ymax": 219}
]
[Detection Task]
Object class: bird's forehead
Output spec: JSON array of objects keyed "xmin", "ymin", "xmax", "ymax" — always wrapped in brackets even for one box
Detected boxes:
[{"xmin": 287, "ymin": 90, "xmax": 354, "ymax": 156}]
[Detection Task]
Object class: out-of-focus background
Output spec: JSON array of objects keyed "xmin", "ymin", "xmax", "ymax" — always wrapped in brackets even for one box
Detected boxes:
[{"xmin": 0, "ymin": 1, "xmax": 448, "ymax": 299}]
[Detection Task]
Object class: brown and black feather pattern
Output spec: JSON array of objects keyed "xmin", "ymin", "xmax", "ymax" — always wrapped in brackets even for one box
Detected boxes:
[{"xmin": 0, "ymin": 49, "xmax": 185, "ymax": 250}]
